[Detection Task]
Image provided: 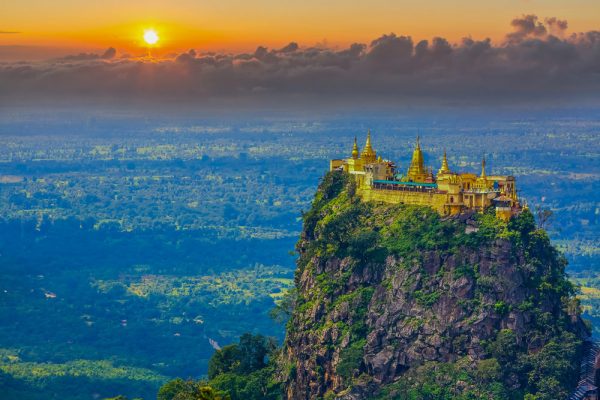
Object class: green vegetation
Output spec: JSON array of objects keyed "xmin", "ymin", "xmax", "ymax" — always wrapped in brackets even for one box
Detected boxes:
[
  {"xmin": 336, "ymin": 339, "xmax": 367, "ymax": 381},
  {"xmin": 0, "ymin": 118, "xmax": 597, "ymax": 399},
  {"xmin": 372, "ymin": 344, "xmax": 577, "ymax": 400},
  {"xmin": 286, "ymin": 170, "xmax": 585, "ymax": 399},
  {"xmin": 0, "ymin": 261, "xmax": 292, "ymax": 399},
  {"xmin": 0, "ymin": 353, "xmax": 165, "ymax": 400},
  {"xmin": 159, "ymin": 334, "xmax": 282, "ymax": 400},
  {"xmin": 158, "ymin": 379, "xmax": 227, "ymax": 400},
  {"xmin": 0, "ymin": 359, "xmax": 166, "ymax": 384},
  {"xmin": 570, "ymin": 273, "xmax": 600, "ymax": 336},
  {"xmin": 372, "ymin": 358, "xmax": 508, "ymax": 400}
]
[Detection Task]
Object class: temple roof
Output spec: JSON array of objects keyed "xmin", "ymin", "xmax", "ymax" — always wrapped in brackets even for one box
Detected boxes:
[{"xmin": 360, "ymin": 129, "xmax": 377, "ymax": 162}]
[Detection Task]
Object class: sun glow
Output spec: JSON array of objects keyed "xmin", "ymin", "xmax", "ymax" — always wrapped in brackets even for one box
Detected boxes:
[{"xmin": 143, "ymin": 29, "xmax": 159, "ymax": 45}]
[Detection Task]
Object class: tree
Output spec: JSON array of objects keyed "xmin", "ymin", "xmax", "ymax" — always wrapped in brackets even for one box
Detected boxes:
[
  {"xmin": 475, "ymin": 358, "xmax": 501, "ymax": 384},
  {"xmin": 159, "ymin": 378, "xmax": 188, "ymax": 400},
  {"xmin": 208, "ymin": 333, "xmax": 276, "ymax": 379},
  {"xmin": 208, "ymin": 345, "xmax": 242, "ymax": 379},
  {"xmin": 158, "ymin": 379, "xmax": 228, "ymax": 400},
  {"xmin": 535, "ymin": 205, "xmax": 553, "ymax": 230},
  {"xmin": 237, "ymin": 333, "xmax": 275, "ymax": 374},
  {"xmin": 269, "ymin": 288, "xmax": 297, "ymax": 324},
  {"xmin": 162, "ymin": 333, "xmax": 283, "ymax": 400}
]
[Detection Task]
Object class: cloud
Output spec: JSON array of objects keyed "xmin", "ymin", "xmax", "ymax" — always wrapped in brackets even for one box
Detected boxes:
[
  {"xmin": 101, "ymin": 47, "xmax": 117, "ymax": 60},
  {"xmin": 507, "ymin": 14, "xmax": 547, "ymax": 42},
  {"xmin": 545, "ymin": 17, "xmax": 568, "ymax": 36},
  {"xmin": 366, "ymin": 34, "xmax": 414, "ymax": 72},
  {"xmin": 56, "ymin": 47, "xmax": 117, "ymax": 61},
  {"xmin": 278, "ymin": 42, "xmax": 299, "ymax": 53},
  {"xmin": 0, "ymin": 31, "xmax": 21, "ymax": 34},
  {"xmin": 1, "ymin": 16, "xmax": 600, "ymax": 109}
]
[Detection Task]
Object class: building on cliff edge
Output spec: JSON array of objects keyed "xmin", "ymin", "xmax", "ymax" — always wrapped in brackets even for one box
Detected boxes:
[{"xmin": 330, "ymin": 131, "xmax": 522, "ymax": 220}]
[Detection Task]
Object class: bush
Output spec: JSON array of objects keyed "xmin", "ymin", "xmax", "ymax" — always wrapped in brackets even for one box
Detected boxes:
[{"xmin": 336, "ymin": 339, "xmax": 366, "ymax": 381}]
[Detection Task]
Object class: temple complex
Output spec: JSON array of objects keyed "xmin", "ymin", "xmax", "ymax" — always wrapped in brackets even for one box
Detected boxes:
[{"xmin": 330, "ymin": 131, "xmax": 522, "ymax": 220}]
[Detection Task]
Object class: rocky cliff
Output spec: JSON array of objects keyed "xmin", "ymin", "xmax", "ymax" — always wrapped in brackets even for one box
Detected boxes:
[{"xmin": 281, "ymin": 171, "xmax": 588, "ymax": 400}]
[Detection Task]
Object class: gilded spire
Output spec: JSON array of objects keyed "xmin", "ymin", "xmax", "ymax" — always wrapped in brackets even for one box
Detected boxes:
[
  {"xmin": 407, "ymin": 136, "xmax": 426, "ymax": 181},
  {"xmin": 361, "ymin": 129, "xmax": 377, "ymax": 163},
  {"xmin": 351, "ymin": 136, "xmax": 359, "ymax": 159},
  {"xmin": 438, "ymin": 148, "xmax": 450, "ymax": 174},
  {"xmin": 481, "ymin": 155, "xmax": 487, "ymax": 179}
]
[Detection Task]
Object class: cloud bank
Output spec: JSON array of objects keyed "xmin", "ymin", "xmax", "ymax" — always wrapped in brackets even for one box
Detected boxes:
[{"xmin": 2, "ymin": 15, "xmax": 600, "ymax": 109}]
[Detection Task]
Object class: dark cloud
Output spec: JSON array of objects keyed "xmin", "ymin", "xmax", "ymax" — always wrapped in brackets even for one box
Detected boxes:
[
  {"xmin": 367, "ymin": 34, "xmax": 414, "ymax": 71},
  {"xmin": 0, "ymin": 31, "xmax": 21, "ymax": 34},
  {"xmin": 278, "ymin": 42, "xmax": 299, "ymax": 53},
  {"xmin": 1, "ymin": 16, "xmax": 600, "ymax": 108},
  {"xmin": 175, "ymin": 49, "xmax": 197, "ymax": 63},
  {"xmin": 545, "ymin": 17, "xmax": 568, "ymax": 35},
  {"xmin": 101, "ymin": 47, "xmax": 117, "ymax": 60},
  {"xmin": 57, "ymin": 47, "xmax": 117, "ymax": 61},
  {"xmin": 507, "ymin": 14, "xmax": 547, "ymax": 42}
]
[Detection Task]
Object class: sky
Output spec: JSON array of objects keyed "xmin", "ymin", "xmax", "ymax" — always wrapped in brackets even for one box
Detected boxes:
[
  {"xmin": 1, "ymin": 1, "xmax": 599, "ymax": 111},
  {"xmin": 2, "ymin": 0, "xmax": 599, "ymax": 57}
]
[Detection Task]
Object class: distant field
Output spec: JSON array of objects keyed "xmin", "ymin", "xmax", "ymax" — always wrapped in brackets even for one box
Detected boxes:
[{"xmin": 571, "ymin": 272, "xmax": 600, "ymax": 337}]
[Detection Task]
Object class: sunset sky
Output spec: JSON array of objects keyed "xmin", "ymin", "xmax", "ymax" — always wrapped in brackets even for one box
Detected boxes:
[
  {"xmin": 1, "ymin": 1, "xmax": 599, "ymax": 110},
  {"xmin": 2, "ymin": 0, "xmax": 599, "ymax": 58}
]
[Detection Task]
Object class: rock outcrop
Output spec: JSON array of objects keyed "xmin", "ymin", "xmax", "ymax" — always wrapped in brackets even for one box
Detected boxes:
[{"xmin": 282, "ymin": 171, "xmax": 588, "ymax": 400}]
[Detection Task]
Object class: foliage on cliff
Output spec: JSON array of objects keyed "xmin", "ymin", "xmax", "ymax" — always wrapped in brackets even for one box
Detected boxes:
[
  {"xmin": 283, "ymin": 170, "xmax": 586, "ymax": 400},
  {"xmin": 158, "ymin": 333, "xmax": 282, "ymax": 400}
]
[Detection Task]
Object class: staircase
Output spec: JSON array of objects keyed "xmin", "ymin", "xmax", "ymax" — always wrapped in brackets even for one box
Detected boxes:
[{"xmin": 568, "ymin": 340, "xmax": 599, "ymax": 400}]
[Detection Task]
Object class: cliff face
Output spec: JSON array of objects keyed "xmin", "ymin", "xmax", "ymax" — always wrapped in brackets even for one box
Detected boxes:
[{"xmin": 282, "ymin": 171, "xmax": 587, "ymax": 400}]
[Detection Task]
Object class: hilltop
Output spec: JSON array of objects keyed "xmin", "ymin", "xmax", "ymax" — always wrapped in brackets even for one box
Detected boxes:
[{"xmin": 280, "ymin": 170, "xmax": 589, "ymax": 400}]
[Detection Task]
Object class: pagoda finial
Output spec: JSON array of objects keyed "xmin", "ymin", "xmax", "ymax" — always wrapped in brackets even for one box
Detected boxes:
[
  {"xmin": 351, "ymin": 136, "xmax": 359, "ymax": 159},
  {"xmin": 407, "ymin": 135, "xmax": 426, "ymax": 181},
  {"xmin": 361, "ymin": 129, "xmax": 376, "ymax": 162},
  {"xmin": 438, "ymin": 148, "xmax": 450, "ymax": 175},
  {"xmin": 481, "ymin": 155, "xmax": 487, "ymax": 179}
]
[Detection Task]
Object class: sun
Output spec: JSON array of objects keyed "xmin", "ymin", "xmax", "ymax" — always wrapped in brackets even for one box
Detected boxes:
[{"xmin": 143, "ymin": 29, "xmax": 159, "ymax": 45}]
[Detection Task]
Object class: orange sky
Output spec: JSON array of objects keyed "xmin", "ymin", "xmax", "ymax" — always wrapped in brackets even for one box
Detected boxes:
[{"xmin": 1, "ymin": 0, "xmax": 599, "ymax": 58}]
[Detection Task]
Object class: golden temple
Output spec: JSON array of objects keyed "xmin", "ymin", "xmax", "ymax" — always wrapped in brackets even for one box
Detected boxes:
[{"xmin": 330, "ymin": 131, "xmax": 521, "ymax": 220}]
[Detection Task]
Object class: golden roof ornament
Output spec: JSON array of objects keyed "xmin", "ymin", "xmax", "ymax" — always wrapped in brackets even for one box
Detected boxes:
[
  {"xmin": 364, "ymin": 130, "xmax": 373, "ymax": 151},
  {"xmin": 351, "ymin": 136, "xmax": 359, "ymax": 159},
  {"xmin": 407, "ymin": 136, "xmax": 426, "ymax": 180},
  {"xmin": 438, "ymin": 148, "xmax": 450, "ymax": 174},
  {"xmin": 361, "ymin": 129, "xmax": 376, "ymax": 162}
]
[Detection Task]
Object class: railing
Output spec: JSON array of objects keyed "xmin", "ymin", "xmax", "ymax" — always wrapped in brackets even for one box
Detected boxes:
[
  {"xmin": 373, "ymin": 183, "xmax": 437, "ymax": 193},
  {"xmin": 463, "ymin": 189, "xmax": 500, "ymax": 194},
  {"xmin": 372, "ymin": 182, "xmax": 437, "ymax": 193}
]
